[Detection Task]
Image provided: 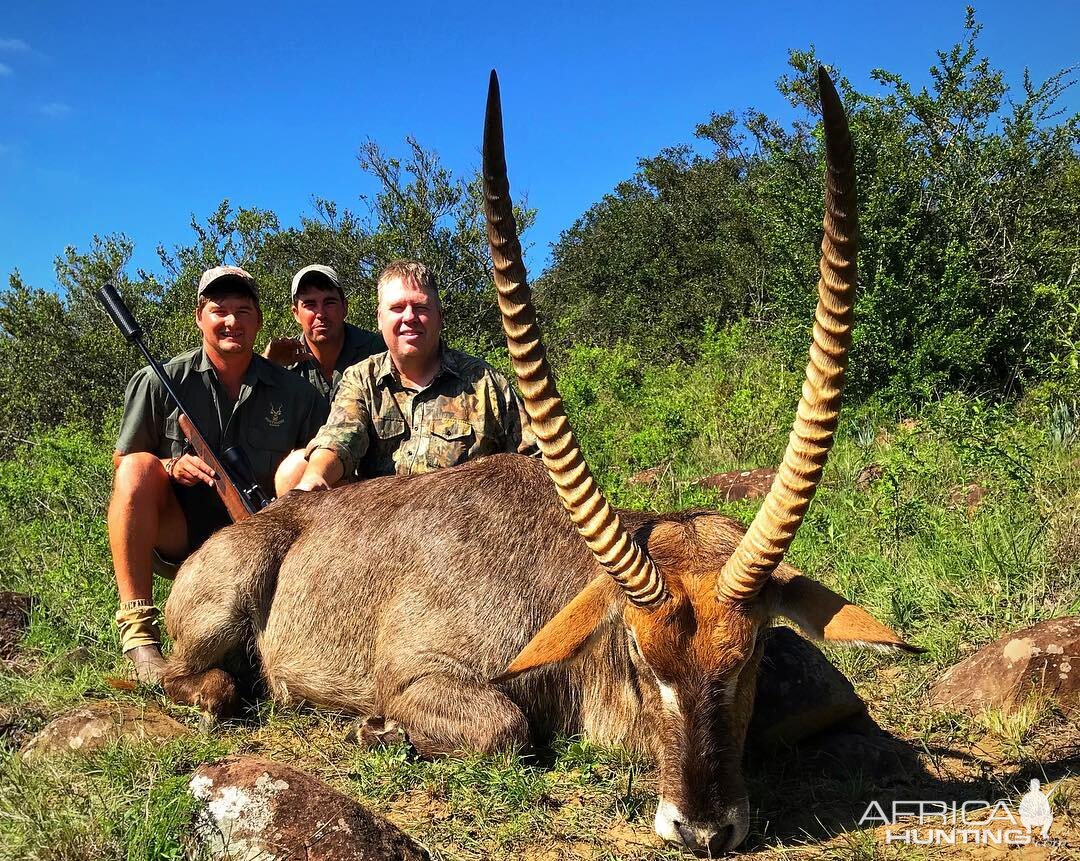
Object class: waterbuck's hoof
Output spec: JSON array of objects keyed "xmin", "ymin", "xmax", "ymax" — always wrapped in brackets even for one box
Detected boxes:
[
  {"xmin": 124, "ymin": 645, "xmax": 167, "ymax": 686},
  {"xmin": 162, "ymin": 668, "xmax": 240, "ymax": 723},
  {"xmin": 344, "ymin": 715, "xmax": 409, "ymax": 750}
]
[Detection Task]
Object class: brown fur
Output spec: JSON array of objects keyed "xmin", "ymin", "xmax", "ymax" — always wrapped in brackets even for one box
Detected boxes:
[{"xmin": 163, "ymin": 453, "xmax": 909, "ymax": 854}]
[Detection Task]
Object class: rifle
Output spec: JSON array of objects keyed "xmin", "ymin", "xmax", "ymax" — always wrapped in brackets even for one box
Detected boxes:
[{"xmin": 96, "ymin": 281, "xmax": 271, "ymax": 521}]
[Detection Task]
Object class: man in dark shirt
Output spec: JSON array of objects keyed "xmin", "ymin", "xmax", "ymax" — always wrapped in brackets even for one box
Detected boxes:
[
  {"xmin": 264, "ymin": 264, "xmax": 384, "ymax": 490},
  {"xmin": 263, "ymin": 264, "xmax": 384, "ymax": 404},
  {"xmin": 110, "ymin": 266, "xmax": 327, "ymax": 683}
]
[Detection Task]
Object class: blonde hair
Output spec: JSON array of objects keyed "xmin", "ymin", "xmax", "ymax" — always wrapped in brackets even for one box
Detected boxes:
[{"xmin": 376, "ymin": 260, "xmax": 441, "ymax": 310}]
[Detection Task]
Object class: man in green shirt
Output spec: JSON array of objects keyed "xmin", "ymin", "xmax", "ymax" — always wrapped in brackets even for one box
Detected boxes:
[
  {"xmin": 109, "ymin": 266, "xmax": 327, "ymax": 683},
  {"xmin": 262, "ymin": 264, "xmax": 385, "ymax": 404},
  {"xmin": 293, "ymin": 260, "xmax": 535, "ymax": 490}
]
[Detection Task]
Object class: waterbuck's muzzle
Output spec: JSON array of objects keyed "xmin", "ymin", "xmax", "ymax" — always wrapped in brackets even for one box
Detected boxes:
[{"xmin": 655, "ymin": 796, "xmax": 750, "ymax": 856}]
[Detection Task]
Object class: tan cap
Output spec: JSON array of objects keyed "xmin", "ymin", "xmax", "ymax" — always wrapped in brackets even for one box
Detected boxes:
[
  {"xmin": 291, "ymin": 264, "xmax": 340, "ymax": 298},
  {"xmin": 197, "ymin": 265, "xmax": 259, "ymax": 299}
]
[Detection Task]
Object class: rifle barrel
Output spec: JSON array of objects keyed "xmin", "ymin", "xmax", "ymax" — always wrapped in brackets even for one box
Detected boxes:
[{"xmin": 95, "ymin": 281, "xmax": 262, "ymax": 519}]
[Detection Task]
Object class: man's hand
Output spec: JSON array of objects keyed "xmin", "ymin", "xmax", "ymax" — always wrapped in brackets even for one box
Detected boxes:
[
  {"xmin": 166, "ymin": 453, "xmax": 217, "ymax": 487},
  {"xmin": 262, "ymin": 337, "xmax": 314, "ymax": 366},
  {"xmin": 294, "ymin": 474, "xmax": 332, "ymax": 492},
  {"xmin": 294, "ymin": 447, "xmax": 344, "ymax": 492}
]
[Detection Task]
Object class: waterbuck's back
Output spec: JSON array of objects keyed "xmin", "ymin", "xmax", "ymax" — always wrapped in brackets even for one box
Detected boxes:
[{"xmin": 253, "ymin": 454, "xmax": 605, "ymax": 717}]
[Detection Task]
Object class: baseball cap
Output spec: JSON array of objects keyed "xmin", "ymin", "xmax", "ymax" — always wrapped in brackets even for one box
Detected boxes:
[
  {"xmin": 291, "ymin": 264, "xmax": 340, "ymax": 298},
  {"xmin": 197, "ymin": 265, "xmax": 259, "ymax": 300}
]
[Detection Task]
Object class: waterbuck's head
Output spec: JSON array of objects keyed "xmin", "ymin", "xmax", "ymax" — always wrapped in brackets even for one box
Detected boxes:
[{"xmin": 482, "ymin": 69, "xmax": 917, "ymax": 855}]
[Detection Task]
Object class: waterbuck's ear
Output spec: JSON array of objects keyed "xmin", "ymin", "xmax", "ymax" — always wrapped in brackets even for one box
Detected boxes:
[
  {"xmin": 493, "ymin": 573, "xmax": 617, "ymax": 683},
  {"xmin": 773, "ymin": 574, "xmax": 923, "ymax": 653}
]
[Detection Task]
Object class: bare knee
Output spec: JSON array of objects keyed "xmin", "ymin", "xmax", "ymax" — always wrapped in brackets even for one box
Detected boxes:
[
  {"xmin": 108, "ymin": 452, "xmax": 186, "ymax": 562},
  {"xmin": 111, "ymin": 452, "xmax": 171, "ymax": 504},
  {"xmin": 274, "ymin": 449, "xmax": 308, "ymax": 496}
]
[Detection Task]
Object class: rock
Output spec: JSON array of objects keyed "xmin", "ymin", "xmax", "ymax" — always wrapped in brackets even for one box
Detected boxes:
[
  {"xmin": 0, "ymin": 591, "xmax": 32, "ymax": 661},
  {"xmin": 931, "ymin": 617, "xmax": 1080, "ymax": 715},
  {"xmin": 947, "ymin": 482, "xmax": 987, "ymax": 515},
  {"xmin": 855, "ymin": 463, "xmax": 884, "ymax": 492},
  {"xmin": 20, "ymin": 700, "xmax": 190, "ymax": 760},
  {"xmin": 344, "ymin": 715, "xmax": 409, "ymax": 750},
  {"xmin": 627, "ymin": 464, "xmax": 668, "ymax": 486},
  {"xmin": 697, "ymin": 467, "xmax": 776, "ymax": 501},
  {"xmin": 749, "ymin": 627, "xmax": 866, "ymax": 747},
  {"xmin": 189, "ymin": 756, "xmax": 429, "ymax": 860}
]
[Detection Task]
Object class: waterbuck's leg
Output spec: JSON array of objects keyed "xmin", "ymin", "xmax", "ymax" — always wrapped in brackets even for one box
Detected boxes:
[
  {"xmin": 161, "ymin": 565, "xmax": 251, "ymax": 720},
  {"xmin": 384, "ymin": 675, "xmax": 529, "ymax": 756},
  {"xmin": 162, "ymin": 623, "xmax": 244, "ymax": 720}
]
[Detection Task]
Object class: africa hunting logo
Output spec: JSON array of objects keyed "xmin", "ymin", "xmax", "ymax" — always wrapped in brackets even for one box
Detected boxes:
[
  {"xmin": 267, "ymin": 404, "xmax": 284, "ymax": 428},
  {"xmin": 860, "ymin": 780, "xmax": 1056, "ymax": 847}
]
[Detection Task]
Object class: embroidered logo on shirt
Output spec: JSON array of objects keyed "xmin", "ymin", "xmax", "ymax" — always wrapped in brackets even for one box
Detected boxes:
[{"xmin": 267, "ymin": 404, "xmax": 284, "ymax": 427}]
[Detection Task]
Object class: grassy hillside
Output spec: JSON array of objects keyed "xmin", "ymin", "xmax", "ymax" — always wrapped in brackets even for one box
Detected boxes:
[{"xmin": 2, "ymin": 333, "xmax": 1079, "ymax": 859}]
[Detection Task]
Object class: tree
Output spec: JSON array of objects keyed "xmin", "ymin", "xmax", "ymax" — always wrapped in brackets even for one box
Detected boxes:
[
  {"xmin": 0, "ymin": 137, "xmax": 532, "ymax": 445},
  {"xmin": 540, "ymin": 10, "xmax": 1080, "ymax": 403}
]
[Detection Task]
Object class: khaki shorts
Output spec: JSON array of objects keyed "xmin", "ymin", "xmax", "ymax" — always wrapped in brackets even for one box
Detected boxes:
[{"xmin": 152, "ymin": 549, "xmax": 183, "ymax": 580}]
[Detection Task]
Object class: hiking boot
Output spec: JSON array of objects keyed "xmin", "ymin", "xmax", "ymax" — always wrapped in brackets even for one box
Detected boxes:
[{"xmin": 125, "ymin": 644, "xmax": 167, "ymax": 686}]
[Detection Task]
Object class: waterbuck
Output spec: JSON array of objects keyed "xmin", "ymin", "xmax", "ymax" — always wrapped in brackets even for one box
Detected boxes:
[{"xmin": 162, "ymin": 69, "xmax": 915, "ymax": 855}]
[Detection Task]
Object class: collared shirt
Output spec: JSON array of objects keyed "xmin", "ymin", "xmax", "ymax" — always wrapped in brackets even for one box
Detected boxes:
[
  {"xmin": 116, "ymin": 347, "xmax": 328, "ymax": 531},
  {"xmin": 306, "ymin": 345, "xmax": 537, "ymax": 479},
  {"xmin": 285, "ymin": 322, "xmax": 385, "ymax": 405}
]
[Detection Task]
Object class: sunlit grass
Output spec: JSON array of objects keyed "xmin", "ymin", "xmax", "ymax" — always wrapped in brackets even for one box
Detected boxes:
[{"xmin": 2, "ymin": 358, "xmax": 1079, "ymax": 858}]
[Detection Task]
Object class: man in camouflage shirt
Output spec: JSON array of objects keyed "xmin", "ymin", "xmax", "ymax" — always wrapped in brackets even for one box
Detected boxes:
[
  {"xmin": 109, "ymin": 266, "xmax": 327, "ymax": 683},
  {"xmin": 293, "ymin": 260, "xmax": 535, "ymax": 489}
]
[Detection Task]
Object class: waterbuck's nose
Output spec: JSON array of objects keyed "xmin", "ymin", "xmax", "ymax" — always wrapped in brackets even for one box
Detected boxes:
[
  {"xmin": 655, "ymin": 798, "xmax": 748, "ymax": 856},
  {"xmin": 675, "ymin": 821, "xmax": 733, "ymax": 857}
]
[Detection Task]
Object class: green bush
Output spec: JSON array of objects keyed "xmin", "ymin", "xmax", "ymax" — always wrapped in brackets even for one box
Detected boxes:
[{"xmin": 539, "ymin": 13, "xmax": 1080, "ymax": 406}]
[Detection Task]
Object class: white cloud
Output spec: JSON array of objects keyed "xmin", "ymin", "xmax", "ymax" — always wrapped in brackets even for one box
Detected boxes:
[
  {"xmin": 0, "ymin": 63, "xmax": 12, "ymax": 77},
  {"xmin": 0, "ymin": 38, "xmax": 30, "ymax": 53},
  {"xmin": 39, "ymin": 101, "xmax": 71, "ymax": 118}
]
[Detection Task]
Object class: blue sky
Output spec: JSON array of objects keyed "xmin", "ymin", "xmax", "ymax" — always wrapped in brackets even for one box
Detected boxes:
[{"xmin": 1, "ymin": 1, "xmax": 1077, "ymax": 293}]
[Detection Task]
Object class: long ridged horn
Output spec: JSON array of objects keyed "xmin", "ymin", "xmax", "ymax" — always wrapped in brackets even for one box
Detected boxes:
[
  {"xmin": 717, "ymin": 68, "xmax": 858, "ymax": 602},
  {"xmin": 483, "ymin": 70, "xmax": 667, "ymax": 609}
]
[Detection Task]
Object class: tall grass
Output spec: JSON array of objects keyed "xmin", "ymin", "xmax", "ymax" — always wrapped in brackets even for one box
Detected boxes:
[{"xmin": 1, "ymin": 324, "xmax": 1078, "ymax": 859}]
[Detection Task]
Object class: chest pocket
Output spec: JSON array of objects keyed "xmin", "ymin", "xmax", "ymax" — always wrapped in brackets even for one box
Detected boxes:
[
  {"xmin": 373, "ymin": 416, "xmax": 406, "ymax": 441},
  {"xmin": 245, "ymin": 424, "xmax": 295, "ymax": 490},
  {"xmin": 427, "ymin": 418, "xmax": 474, "ymax": 469},
  {"xmin": 367, "ymin": 415, "xmax": 406, "ymax": 477}
]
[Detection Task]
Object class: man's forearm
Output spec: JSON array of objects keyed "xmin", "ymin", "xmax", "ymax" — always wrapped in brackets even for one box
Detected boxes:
[{"xmin": 297, "ymin": 447, "xmax": 346, "ymax": 490}]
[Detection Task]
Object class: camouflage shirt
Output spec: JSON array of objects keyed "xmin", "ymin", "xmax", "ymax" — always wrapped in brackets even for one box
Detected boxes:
[
  {"xmin": 285, "ymin": 322, "xmax": 385, "ymax": 405},
  {"xmin": 306, "ymin": 345, "xmax": 537, "ymax": 479},
  {"xmin": 117, "ymin": 347, "xmax": 328, "ymax": 539}
]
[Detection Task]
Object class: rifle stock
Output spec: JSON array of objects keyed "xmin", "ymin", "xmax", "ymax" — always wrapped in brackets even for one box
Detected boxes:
[{"xmin": 177, "ymin": 414, "xmax": 254, "ymax": 521}]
